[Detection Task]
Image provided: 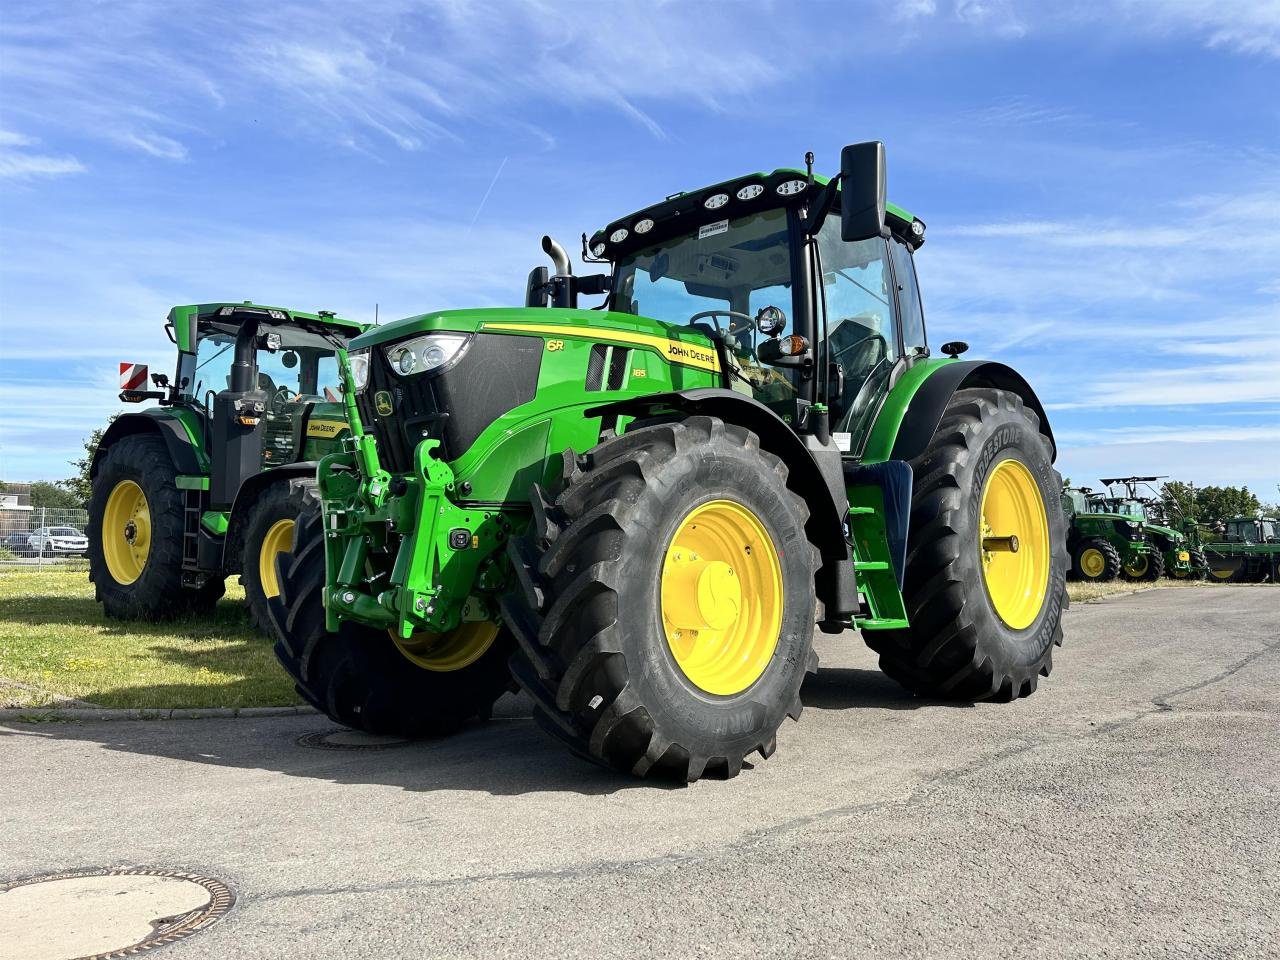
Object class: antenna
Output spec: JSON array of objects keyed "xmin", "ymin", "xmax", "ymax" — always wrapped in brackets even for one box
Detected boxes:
[{"xmin": 375, "ymin": 303, "xmax": 379, "ymax": 326}]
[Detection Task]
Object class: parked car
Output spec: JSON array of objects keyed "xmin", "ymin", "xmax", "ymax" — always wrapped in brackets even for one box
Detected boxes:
[
  {"xmin": 3, "ymin": 533, "xmax": 35, "ymax": 557},
  {"xmin": 28, "ymin": 526, "xmax": 89, "ymax": 557}
]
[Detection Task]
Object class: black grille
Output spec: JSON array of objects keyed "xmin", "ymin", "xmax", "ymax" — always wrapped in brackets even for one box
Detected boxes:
[{"xmin": 357, "ymin": 333, "xmax": 542, "ymax": 474}]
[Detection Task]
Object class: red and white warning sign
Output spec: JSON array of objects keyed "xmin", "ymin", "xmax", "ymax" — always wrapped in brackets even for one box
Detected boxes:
[{"xmin": 119, "ymin": 363, "xmax": 148, "ymax": 391}]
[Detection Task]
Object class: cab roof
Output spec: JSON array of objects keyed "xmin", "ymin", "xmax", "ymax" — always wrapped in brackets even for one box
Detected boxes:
[{"xmin": 589, "ymin": 168, "xmax": 922, "ymax": 263}]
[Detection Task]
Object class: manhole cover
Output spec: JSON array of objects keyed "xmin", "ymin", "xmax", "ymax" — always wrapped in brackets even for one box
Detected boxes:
[
  {"xmin": 0, "ymin": 867, "xmax": 234, "ymax": 960},
  {"xmin": 296, "ymin": 727, "xmax": 413, "ymax": 751}
]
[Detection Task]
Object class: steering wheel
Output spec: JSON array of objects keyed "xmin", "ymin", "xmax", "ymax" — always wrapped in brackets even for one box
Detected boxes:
[
  {"xmin": 269, "ymin": 384, "xmax": 293, "ymax": 416},
  {"xmin": 687, "ymin": 309, "xmax": 756, "ymax": 339}
]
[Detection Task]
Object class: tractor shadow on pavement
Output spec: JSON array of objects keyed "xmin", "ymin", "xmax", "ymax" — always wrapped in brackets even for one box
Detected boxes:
[
  {"xmin": 7, "ymin": 663, "xmax": 971, "ymax": 798},
  {"xmin": 800, "ymin": 667, "xmax": 974, "ymax": 712},
  {"xmin": 4, "ymin": 699, "xmax": 690, "ymax": 797}
]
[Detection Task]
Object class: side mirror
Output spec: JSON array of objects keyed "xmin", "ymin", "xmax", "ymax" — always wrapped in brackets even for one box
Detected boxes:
[
  {"xmin": 840, "ymin": 141, "xmax": 886, "ymax": 242},
  {"xmin": 525, "ymin": 266, "xmax": 550, "ymax": 308}
]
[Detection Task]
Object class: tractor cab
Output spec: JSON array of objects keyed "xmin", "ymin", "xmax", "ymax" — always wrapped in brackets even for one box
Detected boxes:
[
  {"xmin": 1221, "ymin": 517, "xmax": 1280, "ymax": 544},
  {"xmin": 586, "ymin": 153, "xmax": 928, "ymax": 451},
  {"xmin": 159, "ymin": 302, "xmax": 362, "ymax": 509}
]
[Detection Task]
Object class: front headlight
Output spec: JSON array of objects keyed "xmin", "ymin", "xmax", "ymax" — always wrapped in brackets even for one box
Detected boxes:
[
  {"xmin": 384, "ymin": 333, "xmax": 469, "ymax": 378},
  {"xmin": 348, "ymin": 349, "xmax": 370, "ymax": 394}
]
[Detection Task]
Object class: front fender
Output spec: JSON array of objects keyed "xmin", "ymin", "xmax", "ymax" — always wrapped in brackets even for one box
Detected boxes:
[{"xmin": 584, "ymin": 388, "xmax": 846, "ymax": 561}]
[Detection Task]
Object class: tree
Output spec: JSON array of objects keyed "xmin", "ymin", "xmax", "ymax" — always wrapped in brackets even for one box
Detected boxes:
[
  {"xmin": 30, "ymin": 481, "xmax": 83, "ymax": 510},
  {"xmin": 1193, "ymin": 485, "xmax": 1261, "ymax": 525},
  {"xmin": 61, "ymin": 417, "xmax": 115, "ymax": 508},
  {"xmin": 1160, "ymin": 480, "xmax": 1198, "ymax": 520}
]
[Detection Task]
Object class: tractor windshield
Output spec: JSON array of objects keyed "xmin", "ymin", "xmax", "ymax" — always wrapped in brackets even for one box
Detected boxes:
[
  {"xmin": 611, "ymin": 203, "xmax": 898, "ymax": 432},
  {"xmin": 183, "ymin": 322, "xmax": 342, "ymax": 408},
  {"xmin": 613, "ymin": 207, "xmax": 798, "ymax": 405}
]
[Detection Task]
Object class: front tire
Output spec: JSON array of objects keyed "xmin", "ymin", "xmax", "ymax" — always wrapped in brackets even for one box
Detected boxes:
[
  {"xmin": 240, "ymin": 481, "xmax": 310, "ymax": 634},
  {"xmin": 502, "ymin": 417, "xmax": 819, "ymax": 782},
  {"xmin": 268, "ymin": 482, "xmax": 516, "ymax": 736},
  {"xmin": 1120, "ymin": 546, "xmax": 1164, "ymax": 582},
  {"xmin": 864, "ymin": 388, "xmax": 1067, "ymax": 701}
]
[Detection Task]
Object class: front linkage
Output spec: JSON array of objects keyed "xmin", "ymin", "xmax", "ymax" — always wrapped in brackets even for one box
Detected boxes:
[{"xmin": 316, "ymin": 350, "xmax": 517, "ymax": 640}]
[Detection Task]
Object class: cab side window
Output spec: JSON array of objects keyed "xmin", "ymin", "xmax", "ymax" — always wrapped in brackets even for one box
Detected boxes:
[{"xmin": 890, "ymin": 240, "xmax": 927, "ymax": 357}]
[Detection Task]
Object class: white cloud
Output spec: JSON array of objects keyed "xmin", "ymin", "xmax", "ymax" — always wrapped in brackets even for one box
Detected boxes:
[{"xmin": 0, "ymin": 151, "xmax": 86, "ymax": 179}]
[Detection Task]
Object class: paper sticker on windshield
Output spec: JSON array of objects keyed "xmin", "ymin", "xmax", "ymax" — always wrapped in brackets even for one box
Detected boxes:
[
  {"xmin": 698, "ymin": 219, "xmax": 728, "ymax": 239},
  {"xmin": 833, "ymin": 432, "xmax": 852, "ymax": 452}
]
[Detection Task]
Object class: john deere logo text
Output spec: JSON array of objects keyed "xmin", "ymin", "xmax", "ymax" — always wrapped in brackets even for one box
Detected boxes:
[
  {"xmin": 305, "ymin": 419, "xmax": 346, "ymax": 439},
  {"xmin": 666, "ymin": 342, "xmax": 715, "ymax": 366},
  {"xmin": 374, "ymin": 391, "xmax": 394, "ymax": 416}
]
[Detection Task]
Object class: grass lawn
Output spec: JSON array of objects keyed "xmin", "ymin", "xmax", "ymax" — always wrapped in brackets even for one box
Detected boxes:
[{"xmin": 0, "ymin": 567, "xmax": 301, "ymax": 710}]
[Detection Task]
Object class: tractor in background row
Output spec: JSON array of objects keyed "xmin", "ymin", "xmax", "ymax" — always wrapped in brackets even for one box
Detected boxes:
[
  {"xmin": 87, "ymin": 302, "xmax": 366, "ymax": 630},
  {"xmin": 1097, "ymin": 477, "xmax": 1195, "ymax": 580},
  {"xmin": 268, "ymin": 141, "xmax": 1069, "ymax": 783},
  {"xmin": 1061, "ymin": 485, "xmax": 1154, "ymax": 582},
  {"xmin": 1202, "ymin": 516, "xmax": 1280, "ymax": 582}
]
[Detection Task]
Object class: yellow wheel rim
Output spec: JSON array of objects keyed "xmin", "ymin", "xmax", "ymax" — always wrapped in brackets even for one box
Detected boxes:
[
  {"xmin": 1209, "ymin": 564, "xmax": 1236, "ymax": 581},
  {"xmin": 1125, "ymin": 554, "xmax": 1149, "ymax": 577},
  {"xmin": 392, "ymin": 621, "xmax": 499, "ymax": 672},
  {"xmin": 978, "ymin": 459, "xmax": 1050, "ymax": 631},
  {"xmin": 258, "ymin": 518, "xmax": 296, "ymax": 598},
  {"xmin": 102, "ymin": 480, "xmax": 151, "ymax": 586},
  {"xmin": 660, "ymin": 499, "xmax": 783, "ymax": 696},
  {"xmin": 1080, "ymin": 547, "xmax": 1106, "ymax": 579}
]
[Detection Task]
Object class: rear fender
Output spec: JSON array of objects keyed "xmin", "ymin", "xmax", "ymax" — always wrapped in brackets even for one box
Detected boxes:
[
  {"xmin": 222, "ymin": 464, "xmax": 319, "ymax": 571},
  {"xmin": 91, "ymin": 410, "xmax": 207, "ymax": 477},
  {"xmin": 866, "ymin": 359, "xmax": 1056, "ymax": 465}
]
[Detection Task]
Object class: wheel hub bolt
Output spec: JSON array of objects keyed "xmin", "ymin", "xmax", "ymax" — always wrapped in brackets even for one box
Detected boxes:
[{"xmin": 123, "ymin": 520, "xmax": 137, "ymax": 545}]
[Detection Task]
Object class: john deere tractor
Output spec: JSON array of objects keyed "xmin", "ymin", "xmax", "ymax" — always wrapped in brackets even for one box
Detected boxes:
[
  {"xmin": 1061, "ymin": 485, "xmax": 1144, "ymax": 582},
  {"xmin": 1098, "ymin": 477, "xmax": 1194, "ymax": 580},
  {"xmin": 87, "ymin": 302, "xmax": 365, "ymax": 629},
  {"xmin": 1203, "ymin": 516, "xmax": 1280, "ymax": 582},
  {"xmin": 269, "ymin": 142, "xmax": 1068, "ymax": 782}
]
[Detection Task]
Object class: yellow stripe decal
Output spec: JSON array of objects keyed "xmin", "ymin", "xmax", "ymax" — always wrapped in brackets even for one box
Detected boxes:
[{"xmin": 480, "ymin": 321, "xmax": 720, "ymax": 373}]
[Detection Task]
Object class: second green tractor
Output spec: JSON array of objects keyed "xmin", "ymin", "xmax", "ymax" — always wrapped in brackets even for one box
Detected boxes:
[{"xmin": 268, "ymin": 142, "xmax": 1069, "ymax": 782}]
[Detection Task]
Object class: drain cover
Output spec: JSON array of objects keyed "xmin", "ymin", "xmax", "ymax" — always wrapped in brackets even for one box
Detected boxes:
[
  {"xmin": 0, "ymin": 867, "xmax": 234, "ymax": 960},
  {"xmin": 296, "ymin": 727, "xmax": 413, "ymax": 750}
]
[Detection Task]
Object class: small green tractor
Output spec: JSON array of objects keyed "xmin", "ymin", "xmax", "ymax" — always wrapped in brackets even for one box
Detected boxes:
[
  {"xmin": 87, "ymin": 302, "xmax": 365, "ymax": 629},
  {"xmin": 1203, "ymin": 516, "xmax": 1280, "ymax": 583},
  {"xmin": 1061, "ymin": 485, "xmax": 1151, "ymax": 582},
  {"xmin": 269, "ymin": 143, "xmax": 1068, "ymax": 782},
  {"xmin": 1098, "ymin": 477, "xmax": 1196, "ymax": 580}
]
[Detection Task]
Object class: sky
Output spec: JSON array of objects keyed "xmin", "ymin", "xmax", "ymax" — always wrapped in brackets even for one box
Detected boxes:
[{"xmin": 1, "ymin": 0, "xmax": 1278, "ymax": 500}]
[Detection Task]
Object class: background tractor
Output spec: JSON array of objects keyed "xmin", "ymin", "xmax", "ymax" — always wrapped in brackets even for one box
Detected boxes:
[
  {"xmin": 1099, "ymin": 476, "xmax": 1195, "ymax": 580},
  {"xmin": 87, "ymin": 302, "xmax": 366, "ymax": 630},
  {"xmin": 1202, "ymin": 516, "xmax": 1280, "ymax": 583},
  {"xmin": 269, "ymin": 142, "xmax": 1068, "ymax": 782},
  {"xmin": 1061, "ymin": 485, "xmax": 1147, "ymax": 582}
]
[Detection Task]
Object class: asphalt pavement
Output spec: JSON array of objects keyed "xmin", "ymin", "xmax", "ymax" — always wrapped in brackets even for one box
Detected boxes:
[{"xmin": 2, "ymin": 586, "xmax": 1277, "ymax": 959}]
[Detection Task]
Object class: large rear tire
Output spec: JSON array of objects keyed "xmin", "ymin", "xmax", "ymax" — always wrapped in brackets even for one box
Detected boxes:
[
  {"xmin": 240, "ymin": 481, "xmax": 309, "ymax": 635},
  {"xmin": 502, "ymin": 416, "xmax": 819, "ymax": 782},
  {"xmin": 87, "ymin": 434, "xmax": 224, "ymax": 620},
  {"xmin": 1071, "ymin": 537, "xmax": 1120, "ymax": 583},
  {"xmin": 268, "ymin": 481, "xmax": 516, "ymax": 736},
  {"xmin": 864, "ymin": 388, "xmax": 1067, "ymax": 701}
]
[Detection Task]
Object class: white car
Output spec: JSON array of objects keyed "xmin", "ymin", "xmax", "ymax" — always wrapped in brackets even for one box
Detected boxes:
[{"xmin": 28, "ymin": 526, "xmax": 89, "ymax": 557}]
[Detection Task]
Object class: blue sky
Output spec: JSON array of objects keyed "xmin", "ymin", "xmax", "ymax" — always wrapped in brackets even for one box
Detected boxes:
[{"xmin": 1, "ymin": 0, "xmax": 1278, "ymax": 498}]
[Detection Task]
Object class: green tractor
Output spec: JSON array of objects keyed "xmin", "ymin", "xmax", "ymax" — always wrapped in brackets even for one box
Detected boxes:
[
  {"xmin": 1098, "ymin": 477, "xmax": 1195, "ymax": 580},
  {"xmin": 1203, "ymin": 516, "xmax": 1280, "ymax": 583},
  {"xmin": 269, "ymin": 142, "xmax": 1068, "ymax": 782},
  {"xmin": 1061, "ymin": 485, "xmax": 1146, "ymax": 582},
  {"xmin": 87, "ymin": 302, "xmax": 366, "ymax": 629}
]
